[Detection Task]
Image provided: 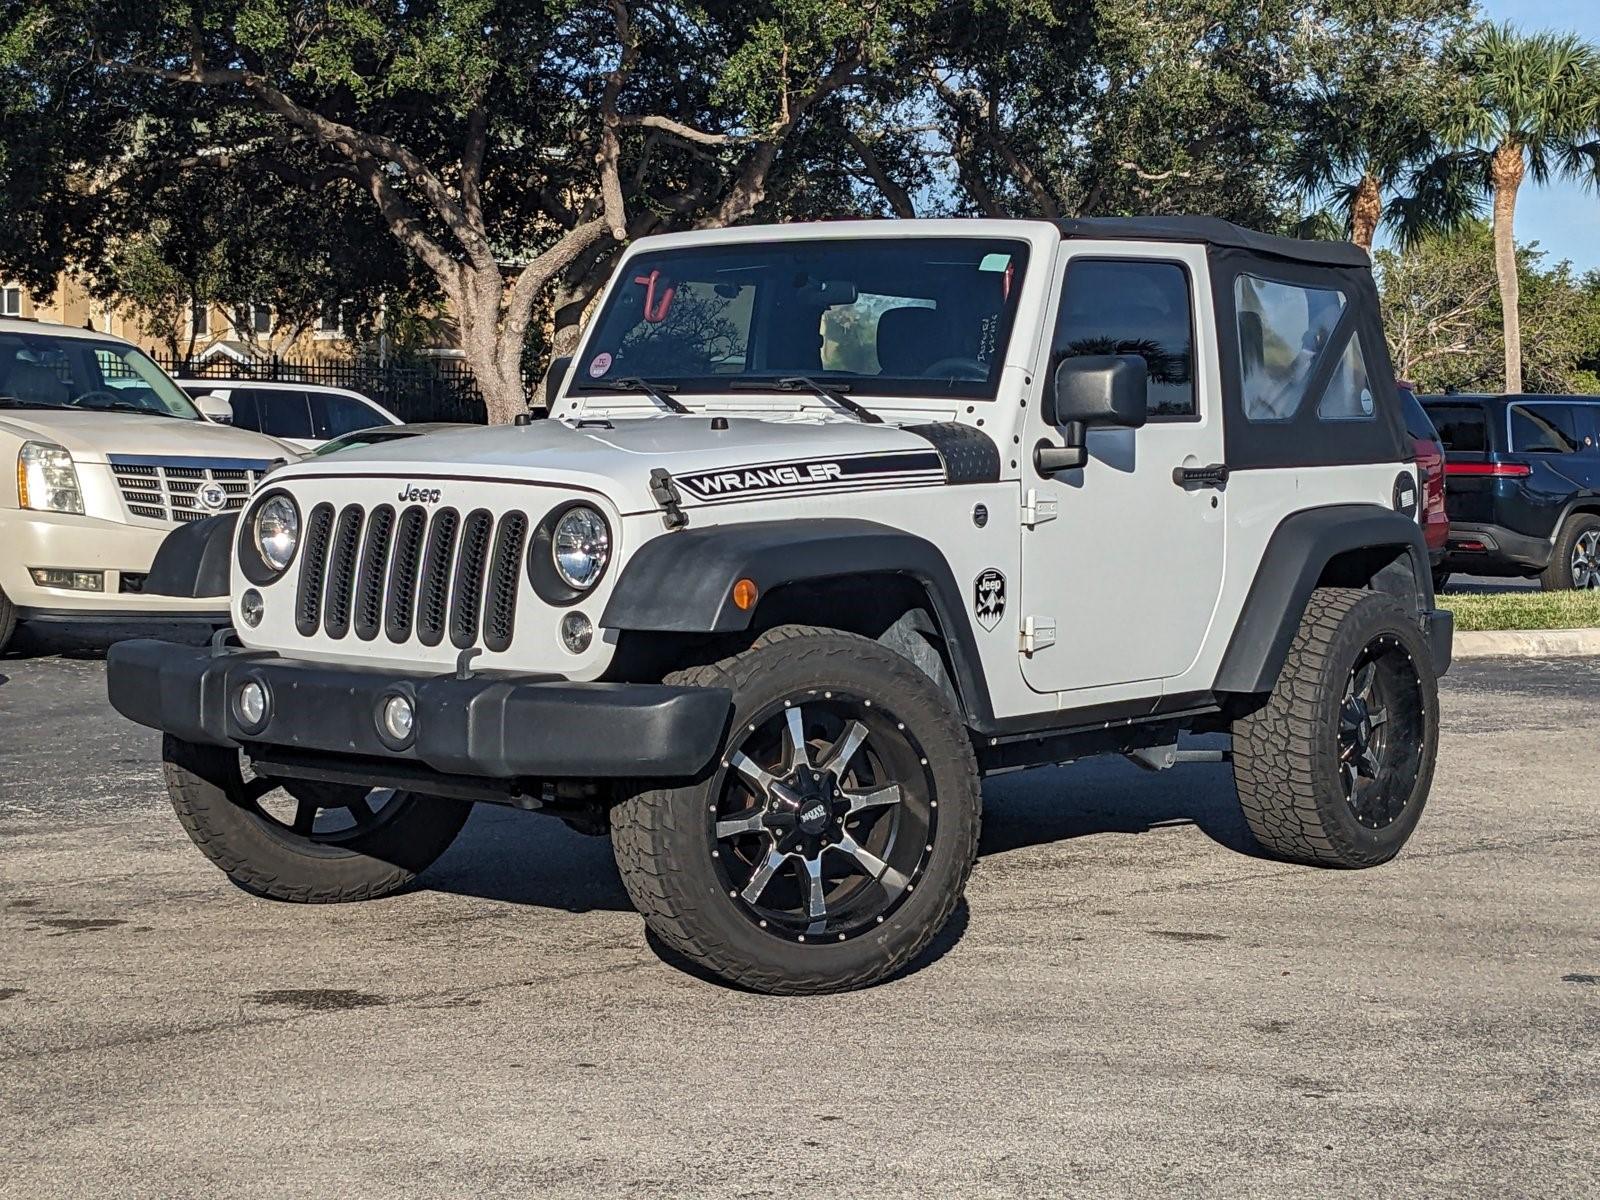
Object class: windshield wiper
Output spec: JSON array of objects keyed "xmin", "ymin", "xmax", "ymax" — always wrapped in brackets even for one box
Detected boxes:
[
  {"xmin": 0, "ymin": 395, "xmax": 61, "ymax": 410},
  {"xmin": 730, "ymin": 376, "xmax": 883, "ymax": 424},
  {"xmin": 585, "ymin": 377, "xmax": 690, "ymax": 414}
]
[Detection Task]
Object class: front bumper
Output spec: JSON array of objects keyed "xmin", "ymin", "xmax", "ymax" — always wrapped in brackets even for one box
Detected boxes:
[
  {"xmin": 0, "ymin": 509, "xmax": 225, "ymax": 617},
  {"xmin": 106, "ymin": 639, "xmax": 732, "ymax": 780}
]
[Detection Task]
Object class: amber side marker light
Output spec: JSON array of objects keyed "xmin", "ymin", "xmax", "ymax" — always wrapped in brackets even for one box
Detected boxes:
[{"xmin": 732, "ymin": 578, "xmax": 759, "ymax": 611}]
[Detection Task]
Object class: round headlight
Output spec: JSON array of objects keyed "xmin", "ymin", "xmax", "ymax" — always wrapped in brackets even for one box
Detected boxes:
[
  {"xmin": 551, "ymin": 506, "xmax": 611, "ymax": 590},
  {"xmin": 253, "ymin": 494, "xmax": 300, "ymax": 573}
]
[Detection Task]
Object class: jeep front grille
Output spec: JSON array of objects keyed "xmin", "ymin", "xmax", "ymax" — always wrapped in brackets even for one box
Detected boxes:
[
  {"xmin": 109, "ymin": 455, "xmax": 270, "ymax": 523},
  {"xmin": 293, "ymin": 502, "xmax": 526, "ymax": 650}
]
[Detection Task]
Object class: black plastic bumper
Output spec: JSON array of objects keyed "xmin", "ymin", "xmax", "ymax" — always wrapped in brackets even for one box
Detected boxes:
[
  {"xmin": 106, "ymin": 639, "xmax": 732, "ymax": 779},
  {"xmin": 1441, "ymin": 522, "xmax": 1553, "ymax": 574}
]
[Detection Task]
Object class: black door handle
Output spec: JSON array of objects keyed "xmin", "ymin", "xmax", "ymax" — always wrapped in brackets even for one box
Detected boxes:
[{"xmin": 1173, "ymin": 463, "xmax": 1229, "ymax": 488}]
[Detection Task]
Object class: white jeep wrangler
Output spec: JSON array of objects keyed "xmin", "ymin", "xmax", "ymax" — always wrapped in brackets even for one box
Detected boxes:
[{"xmin": 108, "ymin": 217, "xmax": 1451, "ymax": 994}]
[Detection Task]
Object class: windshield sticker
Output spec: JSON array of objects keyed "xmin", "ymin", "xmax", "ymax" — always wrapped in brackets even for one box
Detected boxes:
[
  {"xmin": 674, "ymin": 451, "xmax": 944, "ymax": 504},
  {"xmin": 588, "ymin": 352, "xmax": 613, "ymax": 378},
  {"xmin": 978, "ymin": 253, "xmax": 1011, "ymax": 272}
]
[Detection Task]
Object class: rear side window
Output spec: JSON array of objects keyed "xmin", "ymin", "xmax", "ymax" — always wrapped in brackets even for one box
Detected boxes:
[
  {"xmin": 1314, "ymin": 335, "xmax": 1375, "ymax": 422},
  {"xmin": 1235, "ymin": 275, "xmax": 1346, "ymax": 422},
  {"xmin": 1510, "ymin": 404, "xmax": 1580, "ymax": 454},
  {"xmin": 1424, "ymin": 404, "xmax": 1488, "ymax": 452},
  {"xmin": 309, "ymin": 391, "xmax": 383, "ymax": 440},
  {"xmin": 223, "ymin": 390, "xmax": 261, "ymax": 432},
  {"xmin": 1397, "ymin": 389, "xmax": 1438, "ymax": 442},
  {"xmin": 1055, "ymin": 259, "xmax": 1196, "ymax": 417},
  {"xmin": 247, "ymin": 389, "xmax": 314, "ymax": 440}
]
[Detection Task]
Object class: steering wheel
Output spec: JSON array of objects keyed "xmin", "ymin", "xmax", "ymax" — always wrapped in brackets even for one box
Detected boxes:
[
  {"xmin": 67, "ymin": 389, "xmax": 124, "ymax": 408},
  {"xmin": 921, "ymin": 357, "xmax": 989, "ymax": 381}
]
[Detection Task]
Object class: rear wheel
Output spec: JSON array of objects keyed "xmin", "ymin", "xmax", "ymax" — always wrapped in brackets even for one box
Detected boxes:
[
  {"xmin": 1231, "ymin": 588, "xmax": 1438, "ymax": 868},
  {"xmin": 1540, "ymin": 513, "xmax": 1600, "ymax": 590},
  {"xmin": 610, "ymin": 625, "xmax": 981, "ymax": 994},
  {"xmin": 162, "ymin": 735, "xmax": 471, "ymax": 902}
]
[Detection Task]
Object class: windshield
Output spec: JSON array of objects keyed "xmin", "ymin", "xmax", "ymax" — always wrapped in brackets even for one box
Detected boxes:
[
  {"xmin": 574, "ymin": 237, "xmax": 1031, "ymax": 399},
  {"xmin": 0, "ymin": 332, "xmax": 200, "ymax": 419}
]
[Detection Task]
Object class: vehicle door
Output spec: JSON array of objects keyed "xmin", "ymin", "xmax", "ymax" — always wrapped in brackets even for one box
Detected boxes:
[
  {"xmin": 1019, "ymin": 244, "xmax": 1226, "ymax": 695},
  {"xmin": 309, "ymin": 390, "xmax": 390, "ymax": 441},
  {"xmin": 247, "ymin": 388, "xmax": 316, "ymax": 448}
]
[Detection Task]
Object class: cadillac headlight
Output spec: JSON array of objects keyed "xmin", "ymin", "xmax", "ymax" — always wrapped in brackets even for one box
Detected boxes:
[
  {"xmin": 551, "ymin": 506, "xmax": 611, "ymax": 589},
  {"xmin": 253, "ymin": 493, "xmax": 300, "ymax": 573},
  {"xmin": 17, "ymin": 442, "xmax": 84, "ymax": 515}
]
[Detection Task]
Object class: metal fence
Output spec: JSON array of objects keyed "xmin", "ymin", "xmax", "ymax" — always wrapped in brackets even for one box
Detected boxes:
[{"xmin": 154, "ymin": 354, "xmax": 495, "ymax": 424}]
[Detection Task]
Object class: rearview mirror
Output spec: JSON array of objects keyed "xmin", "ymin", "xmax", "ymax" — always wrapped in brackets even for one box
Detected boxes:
[
  {"xmin": 193, "ymin": 393, "xmax": 234, "ymax": 425},
  {"xmin": 1046, "ymin": 355, "xmax": 1149, "ymax": 429}
]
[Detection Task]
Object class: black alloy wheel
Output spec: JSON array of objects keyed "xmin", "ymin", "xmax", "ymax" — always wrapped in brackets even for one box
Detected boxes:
[{"xmin": 1337, "ymin": 635, "xmax": 1426, "ymax": 831}]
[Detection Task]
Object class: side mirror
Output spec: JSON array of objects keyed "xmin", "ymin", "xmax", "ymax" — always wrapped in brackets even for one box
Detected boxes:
[
  {"xmin": 193, "ymin": 393, "xmax": 234, "ymax": 425},
  {"xmin": 1035, "ymin": 355, "xmax": 1148, "ymax": 474},
  {"xmin": 544, "ymin": 356, "xmax": 573, "ymax": 410},
  {"xmin": 1047, "ymin": 355, "xmax": 1149, "ymax": 428}
]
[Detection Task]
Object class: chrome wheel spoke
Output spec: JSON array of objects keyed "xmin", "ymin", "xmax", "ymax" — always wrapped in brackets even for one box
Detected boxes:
[
  {"xmin": 831, "ymin": 834, "xmax": 909, "ymax": 893},
  {"xmin": 741, "ymin": 849, "xmax": 788, "ymax": 905},
  {"xmin": 715, "ymin": 809, "xmax": 767, "ymax": 839},
  {"xmin": 1353, "ymin": 660, "xmax": 1377, "ymax": 701},
  {"xmin": 799, "ymin": 856, "xmax": 828, "ymax": 933},
  {"xmin": 843, "ymin": 784, "xmax": 902, "ymax": 815},
  {"xmin": 783, "ymin": 706, "xmax": 810, "ymax": 770},
  {"xmin": 728, "ymin": 751, "xmax": 776, "ymax": 796},
  {"xmin": 819, "ymin": 719, "xmax": 869, "ymax": 775},
  {"xmin": 1367, "ymin": 706, "xmax": 1388, "ymax": 728}
]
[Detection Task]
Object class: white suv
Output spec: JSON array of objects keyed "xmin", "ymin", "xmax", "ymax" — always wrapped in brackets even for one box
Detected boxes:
[
  {"xmin": 108, "ymin": 217, "xmax": 1452, "ymax": 994},
  {"xmin": 0, "ymin": 319, "xmax": 297, "ymax": 651}
]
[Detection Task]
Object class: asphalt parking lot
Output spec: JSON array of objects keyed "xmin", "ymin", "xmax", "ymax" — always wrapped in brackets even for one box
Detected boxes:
[{"xmin": 1, "ymin": 622, "xmax": 1596, "ymax": 1198}]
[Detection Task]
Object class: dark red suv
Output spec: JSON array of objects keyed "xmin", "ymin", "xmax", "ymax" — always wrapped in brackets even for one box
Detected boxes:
[{"xmin": 1398, "ymin": 384, "xmax": 1449, "ymax": 587}]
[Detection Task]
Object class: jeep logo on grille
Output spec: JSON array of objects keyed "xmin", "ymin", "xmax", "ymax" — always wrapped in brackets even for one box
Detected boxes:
[{"xmin": 397, "ymin": 484, "xmax": 443, "ymax": 504}]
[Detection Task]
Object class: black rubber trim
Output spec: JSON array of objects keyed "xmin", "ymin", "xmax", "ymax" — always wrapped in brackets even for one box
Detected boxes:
[
  {"xmin": 903, "ymin": 423, "xmax": 1002, "ymax": 484},
  {"xmin": 17, "ymin": 607, "xmax": 226, "ymax": 623},
  {"xmin": 105, "ymin": 639, "xmax": 733, "ymax": 779},
  {"xmin": 1213, "ymin": 503, "xmax": 1432, "ymax": 694},
  {"xmin": 600, "ymin": 518, "xmax": 997, "ymax": 728},
  {"xmin": 145, "ymin": 514, "xmax": 237, "ymax": 599}
]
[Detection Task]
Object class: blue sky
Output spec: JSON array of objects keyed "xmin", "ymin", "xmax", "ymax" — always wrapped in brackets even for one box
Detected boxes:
[{"xmin": 1479, "ymin": 0, "xmax": 1600, "ymax": 272}]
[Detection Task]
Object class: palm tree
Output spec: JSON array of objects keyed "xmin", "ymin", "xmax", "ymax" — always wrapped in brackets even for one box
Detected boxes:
[{"xmin": 1446, "ymin": 24, "xmax": 1600, "ymax": 393}]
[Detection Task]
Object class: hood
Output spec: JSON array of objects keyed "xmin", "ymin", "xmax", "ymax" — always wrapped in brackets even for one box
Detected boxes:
[
  {"xmin": 0, "ymin": 408, "xmax": 298, "ymax": 464},
  {"xmin": 270, "ymin": 414, "xmax": 959, "ymax": 513}
]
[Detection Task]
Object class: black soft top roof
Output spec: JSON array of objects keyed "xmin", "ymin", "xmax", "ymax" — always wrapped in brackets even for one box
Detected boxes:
[{"xmin": 1053, "ymin": 216, "xmax": 1369, "ymax": 268}]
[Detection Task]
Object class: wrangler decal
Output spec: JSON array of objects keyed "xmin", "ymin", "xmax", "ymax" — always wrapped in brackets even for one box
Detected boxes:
[{"xmin": 674, "ymin": 451, "xmax": 944, "ymax": 504}]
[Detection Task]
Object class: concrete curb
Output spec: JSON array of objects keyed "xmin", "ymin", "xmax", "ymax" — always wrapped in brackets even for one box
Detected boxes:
[{"xmin": 1453, "ymin": 627, "xmax": 1600, "ymax": 659}]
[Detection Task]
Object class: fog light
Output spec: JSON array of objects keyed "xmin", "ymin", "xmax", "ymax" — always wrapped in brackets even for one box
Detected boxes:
[
  {"xmin": 240, "ymin": 588, "xmax": 264, "ymax": 628},
  {"xmin": 237, "ymin": 680, "xmax": 268, "ymax": 729},
  {"xmin": 30, "ymin": 568, "xmax": 104, "ymax": 592},
  {"xmin": 380, "ymin": 694, "xmax": 415, "ymax": 743},
  {"xmin": 560, "ymin": 611, "xmax": 593, "ymax": 654}
]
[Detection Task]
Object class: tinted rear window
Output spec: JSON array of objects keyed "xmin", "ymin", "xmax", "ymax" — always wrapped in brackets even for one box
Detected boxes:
[
  {"xmin": 1397, "ymin": 389, "xmax": 1437, "ymax": 442},
  {"xmin": 1422, "ymin": 403, "xmax": 1488, "ymax": 453}
]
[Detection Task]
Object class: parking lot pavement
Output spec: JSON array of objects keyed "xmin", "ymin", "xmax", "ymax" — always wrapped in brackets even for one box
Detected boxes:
[{"xmin": 1, "ymin": 629, "xmax": 1596, "ymax": 1200}]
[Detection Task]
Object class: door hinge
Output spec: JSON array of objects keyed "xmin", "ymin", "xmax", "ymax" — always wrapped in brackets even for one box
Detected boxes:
[
  {"xmin": 1021, "ymin": 488, "xmax": 1058, "ymax": 528},
  {"xmin": 1020, "ymin": 615, "xmax": 1057, "ymax": 656}
]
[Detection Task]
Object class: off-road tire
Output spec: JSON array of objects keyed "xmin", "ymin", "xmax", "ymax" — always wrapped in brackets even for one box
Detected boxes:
[
  {"xmin": 0, "ymin": 587, "xmax": 14, "ymax": 655},
  {"xmin": 610, "ymin": 624, "xmax": 982, "ymax": 994},
  {"xmin": 162, "ymin": 734, "xmax": 472, "ymax": 902},
  {"xmin": 1539, "ymin": 512, "xmax": 1600, "ymax": 590},
  {"xmin": 1231, "ymin": 588, "xmax": 1438, "ymax": 868}
]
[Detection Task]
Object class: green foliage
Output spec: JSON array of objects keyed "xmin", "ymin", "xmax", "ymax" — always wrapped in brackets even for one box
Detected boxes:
[{"xmin": 1376, "ymin": 221, "xmax": 1600, "ymax": 394}]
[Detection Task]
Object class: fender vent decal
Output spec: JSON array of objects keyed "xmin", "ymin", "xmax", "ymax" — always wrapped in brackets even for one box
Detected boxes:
[{"xmin": 904, "ymin": 423, "xmax": 1002, "ymax": 485}]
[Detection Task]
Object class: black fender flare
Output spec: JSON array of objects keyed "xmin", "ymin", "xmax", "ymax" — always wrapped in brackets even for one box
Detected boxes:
[
  {"xmin": 599, "ymin": 518, "xmax": 996, "ymax": 723},
  {"xmin": 1213, "ymin": 503, "xmax": 1430, "ymax": 695},
  {"xmin": 145, "ymin": 514, "xmax": 237, "ymax": 599}
]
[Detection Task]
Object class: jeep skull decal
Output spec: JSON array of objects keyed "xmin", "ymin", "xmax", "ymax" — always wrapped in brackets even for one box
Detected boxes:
[{"xmin": 974, "ymin": 569, "xmax": 1006, "ymax": 631}]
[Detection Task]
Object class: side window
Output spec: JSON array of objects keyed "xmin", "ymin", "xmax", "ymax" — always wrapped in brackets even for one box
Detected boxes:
[
  {"xmin": 248, "ymin": 389, "xmax": 314, "ymax": 440},
  {"xmin": 1510, "ymin": 404, "xmax": 1579, "ymax": 454},
  {"xmin": 310, "ymin": 392, "xmax": 383, "ymax": 439},
  {"xmin": 1235, "ymin": 275, "xmax": 1346, "ymax": 422},
  {"xmin": 1315, "ymin": 334, "xmax": 1375, "ymax": 422},
  {"xmin": 224, "ymin": 390, "xmax": 262, "ymax": 432},
  {"xmin": 1054, "ymin": 259, "xmax": 1196, "ymax": 417}
]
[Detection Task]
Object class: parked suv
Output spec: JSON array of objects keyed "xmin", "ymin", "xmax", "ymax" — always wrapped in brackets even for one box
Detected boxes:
[
  {"xmin": 0, "ymin": 319, "xmax": 296, "ymax": 653},
  {"xmin": 108, "ymin": 217, "xmax": 1450, "ymax": 994},
  {"xmin": 177, "ymin": 378, "xmax": 401, "ymax": 450},
  {"xmin": 1420, "ymin": 393, "xmax": 1600, "ymax": 589}
]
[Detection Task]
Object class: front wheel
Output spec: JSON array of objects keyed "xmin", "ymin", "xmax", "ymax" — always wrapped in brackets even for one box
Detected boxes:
[
  {"xmin": 610, "ymin": 625, "xmax": 982, "ymax": 994},
  {"xmin": 1231, "ymin": 588, "xmax": 1438, "ymax": 868},
  {"xmin": 1540, "ymin": 513, "xmax": 1600, "ymax": 590},
  {"xmin": 162, "ymin": 735, "xmax": 472, "ymax": 902}
]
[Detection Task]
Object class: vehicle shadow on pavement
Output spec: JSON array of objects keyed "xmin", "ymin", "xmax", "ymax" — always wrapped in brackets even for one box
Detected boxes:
[
  {"xmin": 978, "ymin": 754, "xmax": 1264, "ymax": 859},
  {"xmin": 5, "ymin": 622, "xmax": 213, "ymax": 662},
  {"xmin": 422, "ymin": 805, "xmax": 635, "ymax": 912}
]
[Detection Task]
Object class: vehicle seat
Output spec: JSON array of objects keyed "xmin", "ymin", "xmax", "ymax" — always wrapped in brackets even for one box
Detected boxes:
[
  {"xmin": 2, "ymin": 358, "xmax": 70, "ymax": 405},
  {"xmin": 875, "ymin": 307, "xmax": 945, "ymax": 376}
]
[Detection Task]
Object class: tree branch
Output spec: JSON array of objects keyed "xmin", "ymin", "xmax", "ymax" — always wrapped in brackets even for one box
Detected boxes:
[{"xmin": 845, "ymin": 129, "xmax": 915, "ymax": 218}]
